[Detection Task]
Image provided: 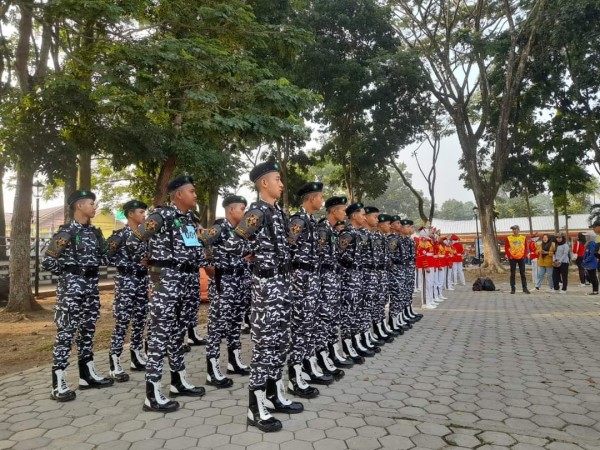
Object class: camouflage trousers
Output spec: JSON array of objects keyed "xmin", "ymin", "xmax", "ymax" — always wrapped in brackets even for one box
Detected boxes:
[
  {"xmin": 371, "ymin": 270, "xmax": 388, "ymax": 323},
  {"xmin": 360, "ymin": 269, "xmax": 378, "ymax": 332},
  {"xmin": 185, "ymin": 275, "xmax": 202, "ymax": 330},
  {"xmin": 340, "ymin": 268, "xmax": 363, "ymax": 340},
  {"xmin": 402, "ymin": 265, "xmax": 416, "ymax": 308},
  {"xmin": 288, "ymin": 268, "xmax": 320, "ymax": 365},
  {"xmin": 110, "ymin": 273, "xmax": 149, "ymax": 356},
  {"xmin": 249, "ymin": 273, "xmax": 291, "ymax": 389},
  {"xmin": 206, "ymin": 272, "xmax": 246, "ymax": 359},
  {"xmin": 52, "ymin": 274, "xmax": 100, "ymax": 370},
  {"xmin": 389, "ymin": 265, "xmax": 403, "ymax": 318},
  {"xmin": 146, "ymin": 268, "xmax": 197, "ymax": 383},
  {"xmin": 317, "ymin": 269, "xmax": 342, "ymax": 351}
]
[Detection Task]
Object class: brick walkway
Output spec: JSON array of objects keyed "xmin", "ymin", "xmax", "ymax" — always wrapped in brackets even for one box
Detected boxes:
[{"xmin": 2, "ymin": 282, "xmax": 600, "ymax": 449}]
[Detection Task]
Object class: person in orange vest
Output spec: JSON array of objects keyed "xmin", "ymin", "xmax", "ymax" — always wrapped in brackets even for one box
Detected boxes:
[
  {"xmin": 528, "ymin": 233, "xmax": 539, "ymax": 287},
  {"xmin": 505, "ymin": 225, "xmax": 530, "ymax": 294}
]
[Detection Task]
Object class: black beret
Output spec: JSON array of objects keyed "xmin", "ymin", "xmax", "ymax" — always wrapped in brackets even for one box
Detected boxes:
[
  {"xmin": 334, "ymin": 220, "xmax": 346, "ymax": 227},
  {"xmin": 378, "ymin": 214, "xmax": 392, "ymax": 223},
  {"xmin": 297, "ymin": 182, "xmax": 323, "ymax": 198},
  {"xmin": 168, "ymin": 175, "xmax": 194, "ymax": 193},
  {"xmin": 390, "ymin": 215, "xmax": 401, "ymax": 223},
  {"xmin": 590, "ymin": 221, "xmax": 600, "ymax": 228},
  {"xmin": 345, "ymin": 202, "xmax": 364, "ymax": 216},
  {"xmin": 400, "ymin": 219, "xmax": 414, "ymax": 226},
  {"xmin": 249, "ymin": 161, "xmax": 280, "ymax": 183},
  {"xmin": 324, "ymin": 196, "xmax": 347, "ymax": 209},
  {"xmin": 222, "ymin": 195, "xmax": 247, "ymax": 208},
  {"xmin": 67, "ymin": 190, "xmax": 96, "ymax": 206},
  {"xmin": 364, "ymin": 206, "xmax": 379, "ymax": 215},
  {"xmin": 123, "ymin": 200, "xmax": 148, "ymax": 213}
]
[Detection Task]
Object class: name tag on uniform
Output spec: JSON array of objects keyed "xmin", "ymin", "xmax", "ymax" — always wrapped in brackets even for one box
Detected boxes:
[{"xmin": 181, "ymin": 225, "xmax": 201, "ymax": 247}]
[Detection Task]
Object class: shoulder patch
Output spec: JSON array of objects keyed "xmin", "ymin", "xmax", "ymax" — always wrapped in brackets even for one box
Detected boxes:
[
  {"xmin": 290, "ymin": 222, "xmax": 303, "ymax": 236},
  {"xmin": 245, "ymin": 214, "xmax": 260, "ymax": 228},
  {"xmin": 339, "ymin": 236, "xmax": 351, "ymax": 250},
  {"xmin": 108, "ymin": 239, "xmax": 120, "ymax": 251}
]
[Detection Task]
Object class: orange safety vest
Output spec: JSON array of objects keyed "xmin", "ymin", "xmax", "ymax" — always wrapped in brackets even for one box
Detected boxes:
[{"xmin": 506, "ymin": 235, "xmax": 526, "ymax": 260}]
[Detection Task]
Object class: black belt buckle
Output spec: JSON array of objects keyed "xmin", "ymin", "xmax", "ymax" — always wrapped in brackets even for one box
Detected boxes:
[{"xmin": 253, "ymin": 266, "xmax": 276, "ymax": 278}]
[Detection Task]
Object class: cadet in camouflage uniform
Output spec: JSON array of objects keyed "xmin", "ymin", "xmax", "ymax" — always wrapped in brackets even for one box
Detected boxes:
[
  {"xmin": 185, "ymin": 211, "xmax": 207, "ymax": 348},
  {"xmin": 287, "ymin": 182, "xmax": 334, "ymax": 395},
  {"xmin": 127, "ymin": 176, "xmax": 206, "ymax": 413},
  {"xmin": 357, "ymin": 208, "xmax": 381, "ymax": 354},
  {"xmin": 338, "ymin": 203, "xmax": 372, "ymax": 362},
  {"xmin": 44, "ymin": 190, "xmax": 113, "ymax": 402},
  {"xmin": 387, "ymin": 216, "xmax": 410, "ymax": 333},
  {"xmin": 399, "ymin": 219, "xmax": 423, "ymax": 322},
  {"xmin": 372, "ymin": 214, "xmax": 396, "ymax": 342},
  {"xmin": 316, "ymin": 196, "xmax": 353, "ymax": 371},
  {"xmin": 224, "ymin": 162, "xmax": 302, "ymax": 433},
  {"xmin": 106, "ymin": 200, "xmax": 150, "ymax": 383},
  {"xmin": 199, "ymin": 195, "xmax": 250, "ymax": 389}
]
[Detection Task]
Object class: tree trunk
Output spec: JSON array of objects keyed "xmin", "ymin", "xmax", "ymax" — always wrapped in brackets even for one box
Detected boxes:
[
  {"xmin": 474, "ymin": 194, "xmax": 504, "ymax": 272},
  {"xmin": 553, "ymin": 200, "xmax": 559, "ymax": 234},
  {"xmin": 64, "ymin": 163, "xmax": 78, "ymax": 222},
  {"xmin": 153, "ymin": 155, "xmax": 177, "ymax": 206},
  {"xmin": 0, "ymin": 163, "xmax": 7, "ymax": 260},
  {"xmin": 277, "ymin": 141, "xmax": 290, "ymax": 214},
  {"xmin": 78, "ymin": 150, "xmax": 92, "ymax": 190},
  {"xmin": 524, "ymin": 190, "xmax": 533, "ymax": 235},
  {"xmin": 5, "ymin": 161, "xmax": 40, "ymax": 312},
  {"xmin": 390, "ymin": 158, "xmax": 429, "ymax": 223},
  {"xmin": 206, "ymin": 184, "xmax": 219, "ymax": 227}
]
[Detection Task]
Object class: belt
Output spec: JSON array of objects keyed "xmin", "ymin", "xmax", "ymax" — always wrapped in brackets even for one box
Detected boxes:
[
  {"xmin": 216, "ymin": 267, "xmax": 245, "ymax": 276},
  {"xmin": 292, "ymin": 260, "xmax": 316, "ymax": 272},
  {"xmin": 340, "ymin": 260, "xmax": 360, "ymax": 270},
  {"xmin": 117, "ymin": 266, "xmax": 148, "ymax": 278},
  {"xmin": 253, "ymin": 265, "xmax": 289, "ymax": 279},
  {"xmin": 321, "ymin": 263, "xmax": 341, "ymax": 274},
  {"xmin": 63, "ymin": 266, "xmax": 99, "ymax": 277},
  {"xmin": 149, "ymin": 260, "xmax": 198, "ymax": 274},
  {"xmin": 364, "ymin": 264, "xmax": 376, "ymax": 270}
]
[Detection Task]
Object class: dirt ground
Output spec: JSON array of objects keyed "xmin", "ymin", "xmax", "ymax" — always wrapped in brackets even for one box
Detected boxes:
[{"xmin": 0, "ymin": 266, "xmax": 576, "ymax": 378}]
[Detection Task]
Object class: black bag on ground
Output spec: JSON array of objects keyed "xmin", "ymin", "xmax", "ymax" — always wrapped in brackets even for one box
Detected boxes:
[{"xmin": 472, "ymin": 277, "xmax": 496, "ymax": 291}]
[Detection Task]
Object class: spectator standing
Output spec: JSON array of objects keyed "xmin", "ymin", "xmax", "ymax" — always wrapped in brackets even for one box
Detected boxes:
[
  {"xmin": 572, "ymin": 233, "xmax": 588, "ymax": 286},
  {"xmin": 528, "ymin": 234, "xmax": 539, "ymax": 287},
  {"xmin": 505, "ymin": 225, "xmax": 530, "ymax": 294},
  {"xmin": 552, "ymin": 233, "xmax": 571, "ymax": 293},
  {"xmin": 582, "ymin": 233, "xmax": 599, "ymax": 296},
  {"xmin": 536, "ymin": 234, "xmax": 555, "ymax": 290}
]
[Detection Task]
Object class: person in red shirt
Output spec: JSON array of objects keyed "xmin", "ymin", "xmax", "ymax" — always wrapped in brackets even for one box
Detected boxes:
[
  {"xmin": 528, "ymin": 233, "xmax": 539, "ymax": 287},
  {"xmin": 450, "ymin": 235, "xmax": 466, "ymax": 286},
  {"xmin": 505, "ymin": 225, "xmax": 530, "ymax": 294},
  {"xmin": 573, "ymin": 233, "xmax": 588, "ymax": 286}
]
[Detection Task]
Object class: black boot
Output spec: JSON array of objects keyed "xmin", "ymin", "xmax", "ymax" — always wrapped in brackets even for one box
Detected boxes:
[
  {"xmin": 169, "ymin": 370, "xmax": 206, "ymax": 397},
  {"xmin": 302, "ymin": 358, "xmax": 334, "ymax": 385},
  {"xmin": 382, "ymin": 318, "xmax": 399, "ymax": 337},
  {"xmin": 143, "ymin": 380, "xmax": 179, "ymax": 412},
  {"xmin": 265, "ymin": 378, "xmax": 304, "ymax": 414},
  {"xmin": 287, "ymin": 364, "xmax": 319, "ymax": 398},
  {"xmin": 405, "ymin": 307, "xmax": 421, "ymax": 322},
  {"xmin": 342, "ymin": 338, "xmax": 365, "ymax": 364},
  {"xmin": 402, "ymin": 310, "xmax": 417, "ymax": 325},
  {"xmin": 187, "ymin": 327, "xmax": 207, "ymax": 346},
  {"xmin": 388, "ymin": 316, "xmax": 404, "ymax": 336},
  {"xmin": 182, "ymin": 344, "xmax": 191, "ymax": 353},
  {"xmin": 50, "ymin": 368, "xmax": 76, "ymax": 402},
  {"xmin": 248, "ymin": 388, "xmax": 283, "ymax": 432},
  {"xmin": 363, "ymin": 332, "xmax": 381, "ymax": 353},
  {"xmin": 399, "ymin": 313, "xmax": 413, "ymax": 329},
  {"xmin": 206, "ymin": 357, "xmax": 234, "ymax": 388},
  {"xmin": 408, "ymin": 305, "xmax": 423, "ymax": 320},
  {"xmin": 130, "ymin": 348, "xmax": 147, "ymax": 372},
  {"xmin": 317, "ymin": 350, "xmax": 345, "ymax": 381},
  {"xmin": 78, "ymin": 358, "xmax": 114, "ymax": 389},
  {"xmin": 227, "ymin": 348, "xmax": 250, "ymax": 375},
  {"xmin": 353, "ymin": 334, "xmax": 375, "ymax": 357},
  {"xmin": 109, "ymin": 353, "xmax": 130, "ymax": 382},
  {"xmin": 328, "ymin": 342, "xmax": 354, "ymax": 368},
  {"xmin": 373, "ymin": 321, "xmax": 394, "ymax": 343}
]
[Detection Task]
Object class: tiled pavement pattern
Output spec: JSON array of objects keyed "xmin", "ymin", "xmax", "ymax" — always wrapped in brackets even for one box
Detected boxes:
[{"xmin": 2, "ymin": 284, "xmax": 600, "ymax": 449}]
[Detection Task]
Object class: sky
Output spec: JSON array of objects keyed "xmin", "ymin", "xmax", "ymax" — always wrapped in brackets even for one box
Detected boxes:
[{"xmin": 1, "ymin": 135, "xmax": 472, "ymax": 215}]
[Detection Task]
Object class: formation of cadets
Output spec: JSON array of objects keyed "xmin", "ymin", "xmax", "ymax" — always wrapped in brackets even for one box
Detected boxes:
[{"xmin": 41, "ymin": 161, "xmax": 463, "ymax": 433}]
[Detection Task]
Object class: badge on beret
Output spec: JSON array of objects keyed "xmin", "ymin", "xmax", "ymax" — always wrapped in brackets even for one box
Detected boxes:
[{"xmin": 246, "ymin": 214, "xmax": 260, "ymax": 228}]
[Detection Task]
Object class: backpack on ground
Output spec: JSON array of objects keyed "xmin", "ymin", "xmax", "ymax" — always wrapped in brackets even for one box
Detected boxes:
[{"xmin": 472, "ymin": 277, "xmax": 496, "ymax": 292}]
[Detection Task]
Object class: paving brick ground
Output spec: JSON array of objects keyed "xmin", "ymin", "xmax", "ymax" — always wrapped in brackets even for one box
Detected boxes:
[{"xmin": 2, "ymin": 280, "xmax": 600, "ymax": 449}]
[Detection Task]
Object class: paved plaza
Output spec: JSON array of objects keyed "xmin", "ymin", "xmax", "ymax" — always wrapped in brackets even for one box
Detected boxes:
[{"xmin": 2, "ymin": 283, "xmax": 600, "ymax": 449}]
